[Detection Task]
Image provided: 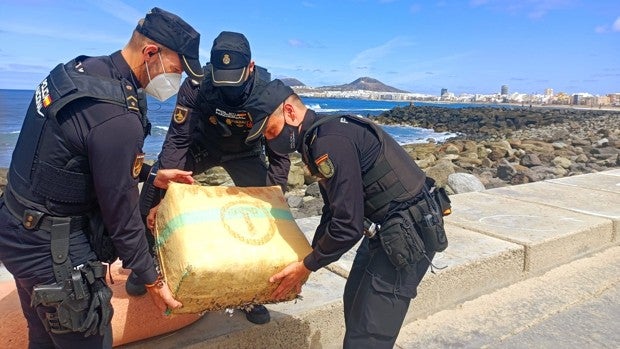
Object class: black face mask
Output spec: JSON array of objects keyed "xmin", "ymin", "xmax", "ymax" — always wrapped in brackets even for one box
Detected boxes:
[
  {"xmin": 267, "ymin": 122, "xmax": 300, "ymax": 155},
  {"xmin": 267, "ymin": 109, "xmax": 316, "ymax": 155},
  {"xmin": 219, "ymin": 74, "xmax": 253, "ymax": 106}
]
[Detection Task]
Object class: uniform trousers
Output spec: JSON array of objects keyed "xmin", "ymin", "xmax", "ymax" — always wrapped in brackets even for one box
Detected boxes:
[{"xmin": 343, "ymin": 237, "xmax": 433, "ymax": 349}]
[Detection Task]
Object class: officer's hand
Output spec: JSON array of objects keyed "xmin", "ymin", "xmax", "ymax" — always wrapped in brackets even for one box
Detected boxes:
[
  {"xmin": 146, "ymin": 279, "xmax": 182, "ymax": 313},
  {"xmin": 146, "ymin": 204, "xmax": 159, "ymax": 231},
  {"xmin": 154, "ymin": 169, "xmax": 194, "ymax": 189},
  {"xmin": 269, "ymin": 261, "xmax": 311, "ymax": 300}
]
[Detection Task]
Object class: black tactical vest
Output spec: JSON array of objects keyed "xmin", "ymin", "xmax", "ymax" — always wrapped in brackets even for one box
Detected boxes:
[
  {"xmin": 302, "ymin": 115, "xmax": 426, "ymax": 223},
  {"xmin": 193, "ymin": 64, "xmax": 271, "ymax": 155},
  {"xmin": 7, "ymin": 55, "xmax": 147, "ymax": 215}
]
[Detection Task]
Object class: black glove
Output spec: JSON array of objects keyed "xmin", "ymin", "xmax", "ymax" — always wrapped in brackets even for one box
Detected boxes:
[{"xmin": 80, "ymin": 278, "xmax": 114, "ymax": 337}]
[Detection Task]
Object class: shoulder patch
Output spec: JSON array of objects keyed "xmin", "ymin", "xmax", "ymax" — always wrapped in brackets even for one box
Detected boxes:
[
  {"xmin": 315, "ymin": 153, "xmax": 334, "ymax": 178},
  {"xmin": 132, "ymin": 153, "xmax": 145, "ymax": 178},
  {"xmin": 173, "ymin": 105, "xmax": 189, "ymax": 124}
]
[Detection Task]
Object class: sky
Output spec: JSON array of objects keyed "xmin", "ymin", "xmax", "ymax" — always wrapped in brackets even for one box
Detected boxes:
[{"xmin": 1, "ymin": 0, "xmax": 619, "ymax": 96}]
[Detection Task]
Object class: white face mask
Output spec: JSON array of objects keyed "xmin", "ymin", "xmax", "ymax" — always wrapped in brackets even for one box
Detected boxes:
[{"xmin": 143, "ymin": 52, "xmax": 182, "ymax": 102}]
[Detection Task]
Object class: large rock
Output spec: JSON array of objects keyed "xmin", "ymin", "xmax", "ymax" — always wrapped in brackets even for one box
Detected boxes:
[{"xmin": 447, "ymin": 173, "xmax": 485, "ymax": 194}]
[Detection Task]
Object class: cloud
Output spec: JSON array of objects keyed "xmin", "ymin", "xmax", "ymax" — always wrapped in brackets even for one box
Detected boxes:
[
  {"xmin": 0, "ymin": 63, "xmax": 49, "ymax": 73},
  {"xmin": 288, "ymin": 39, "xmax": 306, "ymax": 47},
  {"xmin": 595, "ymin": 25, "xmax": 608, "ymax": 34},
  {"xmin": 410, "ymin": 4, "xmax": 422, "ymax": 13},
  {"xmin": 0, "ymin": 22, "xmax": 125, "ymax": 44},
  {"xmin": 87, "ymin": 0, "xmax": 143, "ymax": 25},
  {"xmin": 613, "ymin": 16, "xmax": 620, "ymax": 31},
  {"xmin": 349, "ymin": 36, "xmax": 413, "ymax": 73},
  {"xmin": 286, "ymin": 38, "xmax": 325, "ymax": 49},
  {"xmin": 469, "ymin": 0, "xmax": 576, "ymax": 19},
  {"xmin": 594, "ymin": 16, "xmax": 620, "ymax": 34}
]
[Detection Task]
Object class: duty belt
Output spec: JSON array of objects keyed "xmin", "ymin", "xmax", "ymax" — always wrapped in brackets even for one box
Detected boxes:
[{"xmin": 3, "ymin": 189, "xmax": 88, "ymax": 233}]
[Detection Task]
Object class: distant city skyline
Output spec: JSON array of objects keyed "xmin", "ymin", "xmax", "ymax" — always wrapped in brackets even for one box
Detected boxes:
[
  {"xmin": 288, "ymin": 76, "xmax": 617, "ymax": 97},
  {"xmin": 1, "ymin": 1, "xmax": 619, "ymax": 95}
]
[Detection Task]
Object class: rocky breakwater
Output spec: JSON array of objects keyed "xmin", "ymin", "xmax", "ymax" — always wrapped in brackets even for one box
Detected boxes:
[{"xmin": 373, "ymin": 105, "xmax": 620, "ymax": 191}]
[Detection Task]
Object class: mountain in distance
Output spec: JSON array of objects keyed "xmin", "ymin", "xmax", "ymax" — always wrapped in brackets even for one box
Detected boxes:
[
  {"xmin": 319, "ymin": 77, "xmax": 409, "ymax": 93},
  {"xmin": 280, "ymin": 76, "xmax": 408, "ymax": 93},
  {"xmin": 280, "ymin": 77, "xmax": 306, "ymax": 87}
]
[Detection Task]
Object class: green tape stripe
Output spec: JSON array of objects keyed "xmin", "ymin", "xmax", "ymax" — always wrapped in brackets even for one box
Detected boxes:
[{"xmin": 155, "ymin": 207, "xmax": 294, "ymax": 246}]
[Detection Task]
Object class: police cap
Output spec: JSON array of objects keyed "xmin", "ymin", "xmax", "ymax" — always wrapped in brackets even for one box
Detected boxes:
[
  {"xmin": 210, "ymin": 31, "xmax": 251, "ymax": 87},
  {"xmin": 137, "ymin": 7, "xmax": 204, "ymax": 81},
  {"xmin": 245, "ymin": 79, "xmax": 294, "ymax": 143}
]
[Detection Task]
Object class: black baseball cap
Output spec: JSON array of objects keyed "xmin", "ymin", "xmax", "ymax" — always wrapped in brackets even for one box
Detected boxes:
[
  {"xmin": 210, "ymin": 31, "xmax": 251, "ymax": 86},
  {"xmin": 136, "ymin": 7, "xmax": 204, "ymax": 81},
  {"xmin": 245, "ymin": 79, "xmax": 294, "ymax": 143}
]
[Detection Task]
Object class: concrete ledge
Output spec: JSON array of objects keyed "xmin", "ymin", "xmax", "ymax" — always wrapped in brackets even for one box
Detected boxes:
[
  {"xmin": 120, "ymin": 268, "xmax": 347, "ymax": 349},
  {"xmin": 485, "ymin": 180, "xmax": 620, "ymax": 242},
  {"xmin": 405, "ymin": 225, "xmax": 524, "ymax": 322},
  {"xmin": 547, "ymin": 171, "xmax": 620, "ymax": 194},
  {"xmin": 445, "ymin": 192, "xmax": 614, "ymax": 275}
]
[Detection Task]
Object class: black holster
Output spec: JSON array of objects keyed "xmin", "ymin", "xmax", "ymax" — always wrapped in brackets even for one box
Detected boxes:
[
  {"xmin": 377, "ymin": 177, "xmax": 451, "ymax": 269},
  {"xmin": 407, "ymin": 178, "xmax": 450, "ymax": 253},
  {"xmin": 378, "ymin": 210, "xmax": 426, "ymax": 269},
  {"xmin": 31, "ymin": 261, "xmax": 112, "ymax": 336}
]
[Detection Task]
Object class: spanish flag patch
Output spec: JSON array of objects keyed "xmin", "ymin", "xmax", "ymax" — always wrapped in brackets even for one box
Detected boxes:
[
  {"xmin": 315, "ymin": 153, "xmax": 334, "ymax": 178},
  {"xmin": 173, "ymin": 105, "xmax": 189, "ymax": 124},
  {"xmin": 132, "ymin": 153, "xmax": 145, "ymax": 178}
]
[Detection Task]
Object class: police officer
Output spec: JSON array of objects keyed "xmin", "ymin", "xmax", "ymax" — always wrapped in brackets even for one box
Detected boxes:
[
  {"xmin": 245, "ymin": 79, "xmax": 449, "ymax": 348},
  {"xmin": 128, "ymin": 31, "xmax": 290, "ymax": 325},
  {"xmin": 0, "ymin": 8, "xmax": 202, "ymax": 348}
]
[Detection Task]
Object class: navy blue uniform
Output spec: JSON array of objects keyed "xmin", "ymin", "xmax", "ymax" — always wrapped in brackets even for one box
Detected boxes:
[
  {"xmin": 0, "ymin": 51, "xmax": 157, "ymax": 348},
  {"xmin": 301, "ymin": 112, "xmax": 433, "ymax": 349},
  {"xmin": 158, "ymin": 76, "xmax": 290, "ymax": 189}
]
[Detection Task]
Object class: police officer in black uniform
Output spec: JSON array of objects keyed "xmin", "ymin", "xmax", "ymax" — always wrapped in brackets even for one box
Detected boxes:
[
  {"xmin": 245, "ymin": 79, "xmax": 450, "ymax": 348},
  {"xmin": 0, "ymin": 8, "xmax": 202, "ymax": 348},
  {"xmin": 130, "ymin": 31, "xmax": 290, "ymax": 325}
]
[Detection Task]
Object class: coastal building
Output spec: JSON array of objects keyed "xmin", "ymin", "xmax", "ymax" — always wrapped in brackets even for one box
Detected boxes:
[
  {"xmin": 291, "ymin": 85, "xmax": 618, "ymax": 108},
  {"xmin": 609, "ymin": 93, "xmax": 620, "ymax": 106}
]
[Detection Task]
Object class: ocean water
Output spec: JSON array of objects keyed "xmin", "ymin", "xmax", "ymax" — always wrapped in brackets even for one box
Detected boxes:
[{"xmin": 0, "ymin": 89, "xmax": 458, "ymax": 168}]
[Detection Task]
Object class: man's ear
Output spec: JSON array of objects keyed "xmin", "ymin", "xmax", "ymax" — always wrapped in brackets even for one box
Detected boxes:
[
  {"xmin": 142, "ymin": 44, "xmax": 159, "ymax": 61},
  {"xmin": 248, "ymin": 60, "xmax": 256, "ymax": 74},
  {"xmin": 283, "ymin": 102, "xmax": 301, "ymax": 126}
]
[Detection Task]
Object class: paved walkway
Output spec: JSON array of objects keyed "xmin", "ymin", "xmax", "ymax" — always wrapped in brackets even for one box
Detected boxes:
[{"xmin": 118, "ymin": 168, "xmax": 619, "ymax": 348}]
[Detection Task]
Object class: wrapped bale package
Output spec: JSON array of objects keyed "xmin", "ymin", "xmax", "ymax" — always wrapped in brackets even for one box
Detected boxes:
[{"xmin": 154, "ymin": 183, "xmax": 312, "ymax": 314}]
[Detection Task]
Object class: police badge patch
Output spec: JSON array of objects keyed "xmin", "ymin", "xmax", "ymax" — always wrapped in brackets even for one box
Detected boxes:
[
  {"xmin": 173, "ymin": 105, "xmax": 189, "ymax": 124},
  {"xmin": 132, "ymin": 153, "xmax": 145, "ymax": 178},
  {"xmin": 314, "ymin": 153, "xmax": 334, "ymax": 178}
]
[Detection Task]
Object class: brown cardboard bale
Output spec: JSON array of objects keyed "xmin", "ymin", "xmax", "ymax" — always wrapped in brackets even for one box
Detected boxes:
[{"xmin": 155, "ymin": 183, "xmax": 312, "ymax": 314}]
